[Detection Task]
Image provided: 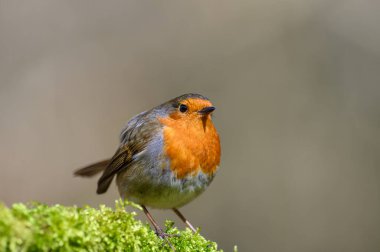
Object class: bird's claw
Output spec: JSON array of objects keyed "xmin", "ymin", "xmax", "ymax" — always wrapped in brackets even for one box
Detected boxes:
[{"xmin": 155, "ymin": 228, "xmax": 179, "ymax": 251}]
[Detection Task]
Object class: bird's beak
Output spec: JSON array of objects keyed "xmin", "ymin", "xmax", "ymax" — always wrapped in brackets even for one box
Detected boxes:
[{"xmin": 198, "ymin": 106, "xmax": 215, "ymax": 115}]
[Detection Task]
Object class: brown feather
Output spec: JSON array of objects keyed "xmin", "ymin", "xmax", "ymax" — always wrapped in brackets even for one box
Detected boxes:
[
  {"xmin": 96, "ymin": 118, "xmax": 161, "ymax": 194},
  {"xmin": 96, "ymin": 146, "xmax": 133, "ymax": 194},
  {"xmin": 75, "ymin": 108, "xmax": 161, "ymax": 194},
  {"xmin": 74, "ymin": 159, "xmax": 110, "ymax": 177}
]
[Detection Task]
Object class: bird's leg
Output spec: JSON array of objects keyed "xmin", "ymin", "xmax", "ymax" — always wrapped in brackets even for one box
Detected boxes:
[
  {"xmin": 172, "ymin": 208, "xmax": 197, "ymax": 233},
  {"xmin": 141, "ymin": 205, "xmax": 176, "ymax": 250}
]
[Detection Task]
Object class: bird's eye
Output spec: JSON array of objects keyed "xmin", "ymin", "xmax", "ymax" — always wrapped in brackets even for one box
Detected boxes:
[{"xmin": 179, "ymin": 104, "xmax": 188, "ymax": 113}]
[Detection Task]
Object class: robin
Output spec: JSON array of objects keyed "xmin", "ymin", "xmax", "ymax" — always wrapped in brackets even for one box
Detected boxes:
[{"xmin": 74, "ymin": 93, "xmax": 221, "ymax": 245}]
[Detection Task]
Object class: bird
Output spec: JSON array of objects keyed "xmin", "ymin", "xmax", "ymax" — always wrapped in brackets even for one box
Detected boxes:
[{"xmin": 74, "ymin": 93, "xmax": 221, "ymax": 246}]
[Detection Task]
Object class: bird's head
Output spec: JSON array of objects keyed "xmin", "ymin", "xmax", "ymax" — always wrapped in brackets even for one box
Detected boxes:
[{"xmin": 162, "ymin": 93, "xmax": 215, "ymax": 124}]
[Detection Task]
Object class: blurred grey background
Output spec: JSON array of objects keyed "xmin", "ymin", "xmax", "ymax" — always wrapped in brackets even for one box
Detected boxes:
[{"xmin": 1, "ymin": 1, "xmax": 380, "ymax": 251}]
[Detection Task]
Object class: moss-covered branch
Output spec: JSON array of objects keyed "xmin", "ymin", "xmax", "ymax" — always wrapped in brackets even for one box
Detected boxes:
[{"xmin": 0, "ymin": 200, "xmax": 221, "ymax": 252}]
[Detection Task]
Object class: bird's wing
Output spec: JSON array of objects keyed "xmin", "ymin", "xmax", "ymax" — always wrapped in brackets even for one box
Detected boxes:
[{"xmin": 97, "ymin": 111, "xmax": 160, "ymax": 194}]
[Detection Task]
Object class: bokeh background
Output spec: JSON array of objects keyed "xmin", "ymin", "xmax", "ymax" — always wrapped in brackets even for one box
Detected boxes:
[{"xmin": 1, "ymin": 1, "xmax": 380, "ymax": 251}]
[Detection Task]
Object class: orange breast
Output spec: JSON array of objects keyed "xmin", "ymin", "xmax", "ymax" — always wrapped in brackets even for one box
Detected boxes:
[{"xmin": 159, "ymin": 114, "xmax": 221, "ymax": 179}]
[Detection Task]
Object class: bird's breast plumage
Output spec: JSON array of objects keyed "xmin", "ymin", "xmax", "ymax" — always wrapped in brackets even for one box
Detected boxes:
[
  {"xmin": 159, "ymin": 114, "xmax": 221, "ymax": 179},
  {"xmin": 116, "ymin": 127, "xmax": 217, "ymax": 208}
]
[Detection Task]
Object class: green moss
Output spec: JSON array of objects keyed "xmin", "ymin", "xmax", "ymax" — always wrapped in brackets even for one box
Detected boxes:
[{"xmin": 0, "ymin": 200, "xmax": 221, "ymax": 252}]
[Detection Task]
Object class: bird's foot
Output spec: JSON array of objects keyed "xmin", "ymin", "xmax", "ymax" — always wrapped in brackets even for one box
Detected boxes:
[{"xmin": 154, "ymin": 227, "xmax": 179, "ymax": 251}]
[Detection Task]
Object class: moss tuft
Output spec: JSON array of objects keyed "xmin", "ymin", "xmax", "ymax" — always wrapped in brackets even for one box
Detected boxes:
[{"xmin": 0, "ymin": 200, "xmax": 222, "ymax": 252}]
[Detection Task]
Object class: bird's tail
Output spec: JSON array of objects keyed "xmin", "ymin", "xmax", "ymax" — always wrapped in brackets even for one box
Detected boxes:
[{"xmin": 74, "ymin": 159, "xmax": 110, "ymax": 177}]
